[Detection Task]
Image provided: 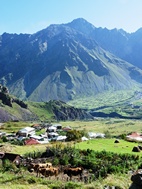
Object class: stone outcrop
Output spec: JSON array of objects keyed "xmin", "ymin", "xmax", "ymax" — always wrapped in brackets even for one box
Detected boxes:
[{"xmin": 49, "ymin": 100, "xmax": 93, "ymax": 120}]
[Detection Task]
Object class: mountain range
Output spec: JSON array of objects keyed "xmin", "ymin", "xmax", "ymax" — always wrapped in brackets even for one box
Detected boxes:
[{"xmin": 0, "ymin": 18, "xmax": 142, "ymax": 102}]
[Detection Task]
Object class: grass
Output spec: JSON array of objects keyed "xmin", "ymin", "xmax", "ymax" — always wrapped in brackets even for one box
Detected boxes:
[
  {"xmin": 68, "ymin": 89, "xmax": 135, "ymax": 110},
  {"xmin": 28, "ymin": 101, "xmax": 54, "ymax": 121},
  {"xmin": 0, "ymin": 171, "xmax": 132, "ymax": 189},
  {"xmin": 0, "ymin": 118, "xmax": 138, "ymax": 189},
  {"xmin": 68, "ymin": 89, "xmax": 142, "ymax": 117},
  {"xmin": 0, "ymin": 121, "xmax": 33, "ymax": 133},
  {"xmin": 2, "ymin": 117, "xmax": 142, "ymax": 137},
  {"xmin": 76, "ymin": 138, "xmax": 141, "ymax": 155},
  {"xmin": 60, "ymin": 118, "xmax": 142, "ymax": 136},
  {"xmin": 0, "ymin": 143, "xmax": 47, "ymax": 155}
]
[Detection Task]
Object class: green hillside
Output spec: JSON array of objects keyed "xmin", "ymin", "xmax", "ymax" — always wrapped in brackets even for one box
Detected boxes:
[{"xmin": 68, "ymin": 89, "xmax": 142, "ymax": 118}]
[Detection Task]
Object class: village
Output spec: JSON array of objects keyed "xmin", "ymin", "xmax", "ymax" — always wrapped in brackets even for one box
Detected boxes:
[
  {"xmin": 0, "ymin": 122, "xmax": 106, "ymax": 145},
  {"xmin": 0, "ymin": 121, "xmax": 142, "ymax": 146}
]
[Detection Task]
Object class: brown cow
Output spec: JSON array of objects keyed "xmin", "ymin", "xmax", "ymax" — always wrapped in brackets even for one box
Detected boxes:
[
  {"xmin": 38, "ymin": 167, "xmax": 59, "ymax": 177},
  {"xmin": 28, "ymin": 162, "xmax": 52, "ymax": 176},
  {"xmin": 64, "ymin": 167, "xmax": 83, "ymax": 180}
]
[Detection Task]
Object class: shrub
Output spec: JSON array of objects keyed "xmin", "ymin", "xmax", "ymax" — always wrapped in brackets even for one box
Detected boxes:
[
  {"xmin": 2, "ymin": 159, "xmax": 18, "ymax": 172},
  {"xmin": 27, "ymin": 177, "xmax": 36, "ymax": 184},
  {"xmin": 52, "ymin": 157, "xmax": 60, "ymax": 166},
  {"xmin": 60, "ymin": 154, "xmax": 69, "ymax": 165},
  {"xmin": 65, "ymin": 182, "xmax": 81, "ymax": 189}
]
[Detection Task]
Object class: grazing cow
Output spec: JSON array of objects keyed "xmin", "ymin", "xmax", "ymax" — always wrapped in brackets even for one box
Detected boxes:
[
  {"xmin": 38, "ymin": 167, "xmax": 59, "ymax": 177},
  {"xmin": 28, "ymin": 162, "xmax": 52, "ymax": 176},
  {"xmin": 64, "ymin": 167, "xmax": 83, "ymax": 180}
]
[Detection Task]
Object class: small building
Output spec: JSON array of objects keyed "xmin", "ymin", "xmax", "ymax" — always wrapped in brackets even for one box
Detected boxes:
[
  {"xmin": 126, "ymin": 132, "xmax": 142, "ymax": 142},
  {"xmin": 56, "ymin": 135, "xmax": 67, "ymax": 141},
  {"xmin": 52, "ymin": 124, "xmax": 62, "ymax": 130},
  {"xmin": 88, "ymin": 132, "xmax": 105, "ymax": 139},
  {"xmin": 17, "ymin": 127, "xmax": 35, "ymax": 137},
  {"xmin": 62, "ymin": 126, "xmax": 72, "ymax": 131},
  {"xmin": 82, "ymin": 136, "xmax": 89, "ymax": 141},
  {"xmin": 25, "ymin": 138, "xmax": 40, "ymax": 145},
  {"xmin": 46, "ymin": 126, "xmax": 57, "ymax": 132}
]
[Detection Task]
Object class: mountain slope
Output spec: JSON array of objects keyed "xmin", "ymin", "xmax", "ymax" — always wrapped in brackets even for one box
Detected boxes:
[
  {"xmin": 68, "ymin": 18, "xmax": 142, "ymax": 69},
  {"xmin": 0, "ymin": 89, "xmax": 93, "ymax": 122},
  {"xmin": 0, "ymin": 19, "xmax": 142, "ymax": 102}
]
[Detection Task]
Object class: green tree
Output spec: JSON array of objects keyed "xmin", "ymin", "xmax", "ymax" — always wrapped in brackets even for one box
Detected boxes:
[{"xmin": 66, "ymin": 130, "xmax": 83, "ymax": 141}]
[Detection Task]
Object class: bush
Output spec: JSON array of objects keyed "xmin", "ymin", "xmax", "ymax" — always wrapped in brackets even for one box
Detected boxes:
[
  {"xmin": 52, "ymin": 157, "xmax": 60, "ymax": 166},
  {"xmin": 60, "ymin": 154, "xmax": 69, "ymax": 165},
  {"xmin": 2, "ymin": 159, "xmax": 18, "ymax": 172},
  {"xmin": 27, "ymin": 177, "xmax": 36, "ymax": 184},
  {"xmin": 65, "ymin": 182, "xmax": 81, "ymax": 189}
]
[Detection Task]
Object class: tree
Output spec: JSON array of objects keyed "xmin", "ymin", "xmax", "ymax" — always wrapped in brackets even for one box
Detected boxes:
[{"xmin": 66, "ymin": 130, "xmax": 83, "ymax": 141}]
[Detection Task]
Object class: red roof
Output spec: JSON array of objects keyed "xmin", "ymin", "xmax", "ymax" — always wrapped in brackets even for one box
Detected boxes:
[
  {"xmin": 129, "ymin": 132, "xmax": 142, "ymax": 138},
  {"xmin": 25, "ymin": 138, "xmax": 40, "ymax": 145}
]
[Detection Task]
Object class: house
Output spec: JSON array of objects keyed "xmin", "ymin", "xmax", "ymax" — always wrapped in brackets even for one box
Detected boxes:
[
  {"xmin": 52, "ymin": 124, "xmax": 62, "ymax": 130},
  {"xmin": 30, "ymin": 135, "xmax": 49, "ymax": 144},
  {"xmin": 17, "ymin": 127, "xmax": 35, "ymax": 137},
  {"xmin": 48, "ymin": 132, "xmax": 59, "ymax": 141},
  {"xmin": 62, "ymin": 126, "xmax": 72, "ymax": 131},
  {"xmin": 56, "ymin": 135, "xmax": 67, "ymax": 141},
  {"xmin": 46, "ymin": 126, "xmax": 57, "ymax": 132},
  {"xmin": 82, "ymin": 136, "xmax": 89, "ymax": 141},
  {"xmin": 25, "ymin": 138, "xmax": 40, "ymax": 145},
  {"xmin": 126, "ymin": 132, "xmax": 142, "ymax": 142},
  {"xmin": 88, "ymin": 132, "xmax": 105, "ymax": 139}
]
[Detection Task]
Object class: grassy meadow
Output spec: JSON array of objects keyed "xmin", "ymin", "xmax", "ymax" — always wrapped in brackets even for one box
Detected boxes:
[
  {"xmin": 1, "ymin": 117, "xmax": 142, "ymax": 155},
  {"xmin": 60, "ymin": 118, "xmax": 142, "ymax": 136},
  {"xmin": 0, "ymin": 118, "xmax": 140, "ymax": 189},
  {"xmin": 76, "ymin": 138, "xmax": 141, "ymax": 155}
]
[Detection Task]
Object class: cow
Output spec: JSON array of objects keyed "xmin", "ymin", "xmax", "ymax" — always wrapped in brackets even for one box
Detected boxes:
[
  {"xmin": 64, "ymin": 167, "xmax": 83, "ymax": 180},
  {"xmin": 38, "ymin": 167, "xmax": 59, "ymax": 178},
  {"xmin": 28, "ymin": 162, "xmax": 52, "ymax": 176}
]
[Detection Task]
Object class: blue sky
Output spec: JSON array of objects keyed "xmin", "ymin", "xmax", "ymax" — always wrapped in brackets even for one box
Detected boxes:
[{"xmin": 0, "ymin": 0, "xmax": 142, "ymax": 34}]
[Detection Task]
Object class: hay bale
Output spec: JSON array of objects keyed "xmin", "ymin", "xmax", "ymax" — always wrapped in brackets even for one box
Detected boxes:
[
  {"xmin": 138, "ymin": 145, "xmax": 142, "ymax": 150},
  {"xmin": 114, "ymin": 139, "xmax": 120, "ymax": 143},
  {"xmin": 132, "ymin": 146, "xmax": 141, "ymax": 152}
]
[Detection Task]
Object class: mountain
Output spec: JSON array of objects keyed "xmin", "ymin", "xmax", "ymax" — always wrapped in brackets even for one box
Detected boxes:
[
  {"xmin": 0, "ymin": 87, "xmax": 92, "ymax": 122},
  {"xmin": 0, "ymin": 18, "xmax": 142, "ymax": 102}
]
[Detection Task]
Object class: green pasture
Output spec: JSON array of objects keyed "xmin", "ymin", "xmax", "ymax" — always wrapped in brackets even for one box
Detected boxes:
[
  {"xmin": 0, "ymin": 143, "xmax": 47, "ymax": 155},
  {"xmin": 76, "ymin": 138, "xmax": 141, "ymax": 155},
  {"xmin": 60, "ymin": 118, "xmax": 142, "ymax": 136},
  {"xmin": 68, "ymin": 89, "xmax": 136, "ymax": 109},
  {"xmin": 68, "ymin": 89, "xmax": 142, "ymax": 117}
]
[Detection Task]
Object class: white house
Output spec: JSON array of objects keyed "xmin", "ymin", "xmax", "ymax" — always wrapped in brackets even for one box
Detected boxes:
[
  {"xmin": 17, "ymin": 127, "xmax": 35, "ymax": 137},
  {"xmin": 47, "ymin": 126, "xmax": 57, "ymax": 132},
  {"xmin": 30, "ymin": 135, "xmax": 49, "ymax": 144},
  {"xmin": 88, "ymin": 132, "xmax": 105, "ymax": 139},
  {"xmin": 126, "ymin": 132, "xmax": 142, "ymax": 142},
  {"xmin": 52, "ymin": 124, "xmax": 62, "ymax": 130}
]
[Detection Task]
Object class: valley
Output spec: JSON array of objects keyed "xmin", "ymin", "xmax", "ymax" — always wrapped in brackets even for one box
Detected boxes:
[{"xmin": 1, "ymin": 18, "xmax": 142, "ymax": 188}]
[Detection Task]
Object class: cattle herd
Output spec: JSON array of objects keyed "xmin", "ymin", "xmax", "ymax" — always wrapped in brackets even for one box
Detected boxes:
[{"xmin": 25, "ymin": 159, "xmax": 90, "ymax": 182}]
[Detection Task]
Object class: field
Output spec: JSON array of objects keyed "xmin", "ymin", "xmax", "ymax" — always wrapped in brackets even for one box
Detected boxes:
[
  {"xmin": 76, "ymin": 138, "xmax": 141, "ymax": 155},
  {"xmin": 68, "ymin": 89, "xmax": 142, "ymax": 118},
  {"xmin": 0, "ymin": 118, "xmax": 142, "ymax": 188},
  {"xmin": 1, "ymin": 118, "xmax": 142, "ymax": 154},
  {"xmin": 60, "ymin": 118, "xmax": 142, "ymax": 136}
]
